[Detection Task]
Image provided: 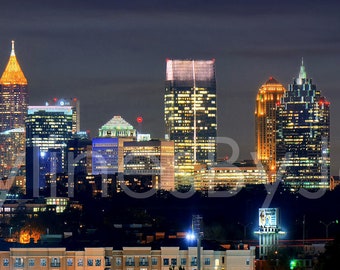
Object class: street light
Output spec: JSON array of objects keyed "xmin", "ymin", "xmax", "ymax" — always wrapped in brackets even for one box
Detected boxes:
[{"xmin": 319, "ymin": 220, "xmax": 335, "ymax": 238}]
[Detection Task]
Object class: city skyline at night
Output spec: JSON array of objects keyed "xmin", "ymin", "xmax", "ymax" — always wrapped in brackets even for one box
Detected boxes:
[{"xmin": 0, "ymin": 0, "xmax": 339, "ymax": 175}]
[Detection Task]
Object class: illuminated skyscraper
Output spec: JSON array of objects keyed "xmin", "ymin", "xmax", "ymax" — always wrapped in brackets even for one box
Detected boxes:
[
  {"xmin": 164, "ymin": 59, "xmax": 217, "ymax": 186},
  {"xmin": 276, "ymin": 60, "xmax": 330, "ymax": 190},
  {"xmin": 0, "ymin": 41, "xmax": 28, "ymax": 132},
  {"xmin": 255, "ymin": 77, "xmax": 286, "ymax": 182},
  {"xmin": 0, "ymin": 41, "xmax": 28, "ymax": 178},
  {"xmin": 46, "ymin": 98, "xmax": 80, "ymax": 134},
  {"xmin": 26, "ymin": 106, "xmax": 73, "ymax": 197}
]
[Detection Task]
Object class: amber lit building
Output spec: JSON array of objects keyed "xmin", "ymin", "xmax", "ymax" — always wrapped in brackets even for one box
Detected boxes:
[
  {"xmin": 255, "ymin": 77, "xmax": 286, "ymax": 183},
  {"xmin": 164, "ymin": 59, "xmax": 217, "ymax": 187},
  {"xmin": 0, "ymin": 41, "xmax": 28, "ymax": 178}
]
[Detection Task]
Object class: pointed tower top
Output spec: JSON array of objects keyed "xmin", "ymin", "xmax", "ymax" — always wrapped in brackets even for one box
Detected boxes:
[
  {"xmin": 11, "ymin": 40, "xmax": 15, "ymax": 56},
  {"xmin": 298, "ymin": 57, "xmax": 307, "ymax": 80},
  {"xmin": 0, "ymin": 41, "xmax": 27, "ymax": 85}
]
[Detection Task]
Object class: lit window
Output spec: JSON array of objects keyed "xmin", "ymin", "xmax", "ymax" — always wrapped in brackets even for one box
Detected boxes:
[
  {"xmin": 67, "ymin": 258, "xmax": 73, "ymax": 266},
  {"xmin": 77, "ymin": 259, "xmax": 83, "ymax": 266},
  {"xmin": 40, "ymin": 259, "xmax": 47, "ymax": 266},
  {"xmin": 3, "ymin": 259, "xmax": 9, "ymax": 266},
  {"xmin": 28, "ymin": 259, "xmax": 35, "ymax": 266},
  {"xmin": 87, "ymin": 259, "xmax": 93, "ymax": 266}
]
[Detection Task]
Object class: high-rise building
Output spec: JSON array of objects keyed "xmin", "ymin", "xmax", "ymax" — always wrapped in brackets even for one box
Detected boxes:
[
  {"xmin": 0, "ymin": 128, "xmax": 25, "ymax": 178},
  {"xmin": 0, "ymin": 41, "xmax": 28, "ymax": 178},
  {"xmin": 0, "ymin": 41, "xmax": 28, "ymax": 132},
  {"xmin": 164, "ymin": 59, "xmax": 217, "ymax": 186},
  {"xmin": 255, "ymin": 77, "xmax": 286, "ymax": 183},
  {"xmin": 276, "ymin": 60, "xmax": 330, "ymax": 190},
  {"xmin": 46, "ymin": 98, "xmax": 80, "ymax": 134},
  {"xmin": 26, "ymin": 106, "xmax": 73, "ymax": 197}
]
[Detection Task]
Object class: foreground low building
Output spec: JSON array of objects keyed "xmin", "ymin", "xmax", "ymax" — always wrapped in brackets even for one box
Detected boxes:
[{"xmin": 0, "ymin": 245, "xmax": 255, "ymax": 270}]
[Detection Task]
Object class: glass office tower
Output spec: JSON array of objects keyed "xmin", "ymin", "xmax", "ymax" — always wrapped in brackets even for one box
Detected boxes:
[
  {"xmin": 26, "ymin": 106, "xmax": 73, "ymax": 197},
  {"xmin": 165, "ymin": 59, "xmax": 217, "ymax": 187},
  {"xmin": 276, "ymin": 60, "xmax": 330, "ymax": 190}
]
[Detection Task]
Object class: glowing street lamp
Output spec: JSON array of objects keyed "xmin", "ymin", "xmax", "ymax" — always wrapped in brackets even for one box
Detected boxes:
[
  {"xmin": 186, "ymin": 215, "xmax": 203, "ymax": 270},
  {"xmin": 186, "ymin": 232, "xmax": 196, "ymax": 241}
]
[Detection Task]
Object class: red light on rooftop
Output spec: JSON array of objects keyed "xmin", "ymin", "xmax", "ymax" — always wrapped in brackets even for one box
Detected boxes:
[
  {"xmin": 319, "ymin": 99, "xmax": 330, "ymax": 107},
  {"xmin": 53, "ymin": 98, "xmax": 57, "ymax": 102},
  {"xmin": 136, "ymin": 116, "xmax": 143, "ymax": 124},
  {"xmin": 73, "ymin": 98, "xmax": 77, "ymax": 101}
]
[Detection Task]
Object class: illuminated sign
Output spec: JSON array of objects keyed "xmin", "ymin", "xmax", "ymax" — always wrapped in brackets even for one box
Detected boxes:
[{"xmin": 259, "ymin": 208, "xmax": 278, "ymax": 228}]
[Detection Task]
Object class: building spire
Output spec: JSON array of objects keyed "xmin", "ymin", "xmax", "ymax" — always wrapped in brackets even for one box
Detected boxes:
[
  {"xmin": 11, "ymin": 40, "xmax": 15, "ymax": 56},
  {"xmin": 299, "ymin": 57, "xmax": 307, "ymax": 80}
]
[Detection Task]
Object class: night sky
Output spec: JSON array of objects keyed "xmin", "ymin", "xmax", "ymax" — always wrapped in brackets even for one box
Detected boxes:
[{"xmin": 1, "ymin": 0, "xmax": 340, "ymax": 174}]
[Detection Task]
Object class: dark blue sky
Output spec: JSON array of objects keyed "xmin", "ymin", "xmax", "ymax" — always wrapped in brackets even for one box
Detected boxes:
[{"xmin": 1, "ymin": 0, "xmax": 340, "ymax": 174}]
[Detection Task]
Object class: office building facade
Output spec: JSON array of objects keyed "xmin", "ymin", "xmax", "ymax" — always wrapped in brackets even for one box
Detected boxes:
[
  {"xmin": 0, "ymin": 246, "xmax": 255, "ymax": 270},
  {"xmin": 276, "ymin": 60, "xmax": 330, "ymax": 190},
  {"xmin": 194, "ymin": 161, "xmax": 268, "ymax": 191},
  {"xmin": 255, "ymin": 77, "xmax": 286, "ymax": 183},
  {"xmin": 123, "ymin": 140, "xmax": 175, "ymax": 190},
  {"xmin": 46, "ymin": 98, "xmax": 80, "ymax": 134},
  {"xmin": 92, "ymin": 116, "xmax": 136, "ymax": 175},
  {"xmin": 164, "ymin": 59, "xmax": 217, "ymax": 186}
]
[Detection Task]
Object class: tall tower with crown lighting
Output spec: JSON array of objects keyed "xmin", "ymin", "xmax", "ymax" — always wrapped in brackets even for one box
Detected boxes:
[
  {"xmin": 0, "ymin": 41, "xmax": 28, "ymax": 132},
  {"xmin": 255, "ymin": 77, "xmax": 286, "ymax": 183},
  {"xmin": 276, "ymin": 59, "xmax": 330, "ymax": 190},
  {"xmin": 0, "ymin": 41, "xmax": 28, "ymax": 178}
]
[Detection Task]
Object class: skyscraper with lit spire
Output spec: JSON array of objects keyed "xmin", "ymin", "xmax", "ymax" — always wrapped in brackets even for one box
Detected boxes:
[
  {"xmin": 0, "ymin": 41, "xmax": 28, "ymax": 132},
  {"xmin": 164, "ymin": 59, "xmax": 217, "ymax": 187},
  {"xmin": 276, "ymin": 59, "xmax": 330, "ymax": 190},
  {"xmin": 0, "ymin": 41, "xmax": 28, "ymax": 178},
  {"xmin": 255, "ymin": 77, "xmax": 286, "ymax": 183}
]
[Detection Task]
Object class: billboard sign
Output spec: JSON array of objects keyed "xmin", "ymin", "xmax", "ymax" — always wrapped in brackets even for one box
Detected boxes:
[{"xmin": 259, "ymin": 208, "xmax": 278, "ymax": 228}]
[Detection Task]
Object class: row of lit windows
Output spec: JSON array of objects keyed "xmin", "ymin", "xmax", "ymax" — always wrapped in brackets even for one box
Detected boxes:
[{"xmin": 3, "ymin": 257, "xmax": 105, "ymax": 267}]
